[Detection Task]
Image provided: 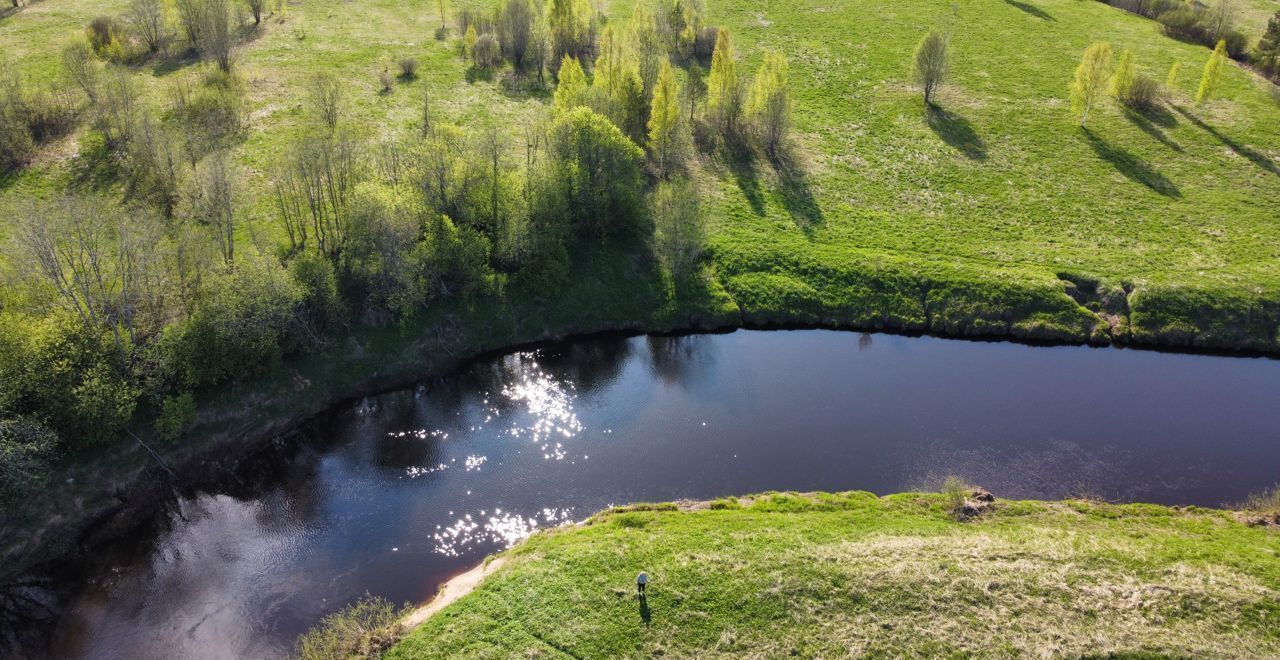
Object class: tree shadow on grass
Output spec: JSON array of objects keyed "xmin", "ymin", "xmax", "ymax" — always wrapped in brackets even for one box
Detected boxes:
[
  {"xmin": 1003, "ymin": 0, "xmax": 1055, "ymax": 21},
  {"xmin": 925, "ymin": 105, "xmax": 988, "ymax": 161},
  {"xmin": 1081, "ymin": 128, "xmax": 1181, "ymax": 198},
  {"xmin": 1124, "ymin": 108, "xmax": 1182, "ymax": 152},
  {"xmin": 725, "ymin": 140, "xmax": 766, "ymax": 216},
  {"xmin": 772, "ymin": 150, "xmax": 825, "ymax": 234},
  {"xmin": 1173, "ymin": 104, "xmax": 1280, "ymax": 177}
]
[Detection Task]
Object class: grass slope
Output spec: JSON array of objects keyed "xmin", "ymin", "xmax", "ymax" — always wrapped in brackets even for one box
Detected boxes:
[{"xmin": 390, "ymin": 492, "xmax": 1280, "ymax": 658}]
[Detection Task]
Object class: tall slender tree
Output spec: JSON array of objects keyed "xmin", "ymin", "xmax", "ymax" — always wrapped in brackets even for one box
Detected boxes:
[
  {"xmin": 747, "ymin": 51, "xmax": 791, "ymax": 158},
  {"xmin": 1195, "ymin": 39, "xmax": 1227, "ymax": 106},
  {"xmin": 707, "ymin": 28, "xmax": 741, "ymax": 133},
  {"xmin": 913, "ymin": 29, "xmax": 948, "ymax": 106},
  {"xmin": 648, "ymin": 59, "xmax": 683, "ymax": 177},
  {"xmin": 1070, "ymin": 42, "xmax": 1113, "ymax": 128}
]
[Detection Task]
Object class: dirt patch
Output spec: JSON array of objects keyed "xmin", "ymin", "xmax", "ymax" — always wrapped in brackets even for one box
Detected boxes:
[
  {"xmin": 1240, "ymin": 512, "xmax": 1280, "ymax": 528},
  {"xmin": 956, "ymin": 488, "xmax": 996, "ymax": 521}
]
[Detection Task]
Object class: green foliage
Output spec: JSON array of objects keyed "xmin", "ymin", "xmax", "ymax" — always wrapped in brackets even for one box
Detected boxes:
[
  {"xmin": 941, "ymin": 474, "xmax": 968, "ymax": 514},
  {"xmin": 706, "ymin": 28, "xmax": 741, "ymax": 133},
  {"xmin": 1257, "ymin": 12, "xmax": 1280, "ymax": 80},
  {"xmin": 913, "ymin": 29, "xmax": 948, "ymax": 106},
  {"xmin": 166, "ymin": 256, "xmax": 304, "ymax": 388},
  {"xmin": 545, "ymin": 107, "xmax": 646, "ymax": 243},
  {"xmin": 0, "ymin": 417, "xmax": 57, "ymax": 504},
  {"xmin": 552, "ymin": 55, "xmax": 587, "ymax": 111},
  {"xmin": 647, "ymin": 59, "xmax": 684, "ymax": 177},
  {"xmin": 154, "ymin": 392, "xmax": 197, "ymax": 441},
  {"xmin": 591, "ymin": 25, "xmax": 646, "ymax": 141},
  {"xmin": 545, "ymin": 0, "xmax": 594, "ymax": 64},
  {"xmin": 1070, "ymin": 41, "xmax": 1112, "ymax": 127},
  {"xmin": 746, "ymin": 50, "xmax": 791, "ymax": 157},
  {"xmin": 652, "ymin": 179, "xmax": 704, "ymax": 278},
  {"xmin": 1110, "ymin": 48, "xmax": 1135, "ymax": 101},
  {"xmin": 295, "ymin": 594, "xmax": 405, "ymax": 660},
  {"xmin": 1195, "ymin": 39, "xmax": 1227, "ymax": 105}
]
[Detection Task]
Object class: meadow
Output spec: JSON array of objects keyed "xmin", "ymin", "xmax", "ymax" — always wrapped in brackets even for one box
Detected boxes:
[
  {"xmin": 3, "ymin": 0, "xmax": 1280, "ymax": 350},
  {"xmin": 388, "ymin": 491, "xmax": 1280, "ymax": 658}
]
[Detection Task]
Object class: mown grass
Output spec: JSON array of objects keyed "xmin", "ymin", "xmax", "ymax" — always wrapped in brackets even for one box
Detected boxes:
[{"xmin": 389, "ymin": 492, "xmax": 1280, "ymax": 658}]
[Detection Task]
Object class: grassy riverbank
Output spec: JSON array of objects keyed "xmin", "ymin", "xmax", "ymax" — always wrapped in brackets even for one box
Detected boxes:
[
  {"xmin": 3, "ymin": 0, "xmax": 1280, "ymax": 613},
  {"xmin": 388, "ymin": 491, "xmax": 1280, "ymax": 658}
]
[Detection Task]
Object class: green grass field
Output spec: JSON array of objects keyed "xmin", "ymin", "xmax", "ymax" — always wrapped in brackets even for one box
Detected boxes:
[
  {"xmin": 3, "ymin": 0, "xmax": 1279, "ymax": 350},
  {"xmin": 389, "ymin": 492, "xmax": 1280, "ymax": 658}
]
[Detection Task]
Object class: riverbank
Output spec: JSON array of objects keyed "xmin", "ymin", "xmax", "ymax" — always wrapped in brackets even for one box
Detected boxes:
[
  {"xmin": 386, "ymin": 491, "xmax": 1280, "ymax": 658},
  {"xmin": 3, "ymin": 263, "xmax": 1279, "ymax": 594}
]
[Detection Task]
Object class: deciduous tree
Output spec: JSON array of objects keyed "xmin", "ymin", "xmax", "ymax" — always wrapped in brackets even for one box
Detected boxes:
[
  {"xmin": 1195, "ymin": 39, "xmax": 1227, "ymax": 106},
  {"xmin": 648, "ymin": 59, "xmax": 684, "ymax": 177},
  {"xmin": 913, "ymin": 29, "xmax": 948, "ymax": 106},
  {"xmin": 747, "ymin": 50, "xmax": 791, "ymax": 158},
  {"xmin": 707, "ymin": 28, "xmax": 741, "ymax": 133},
  {"xmin": 1070, "ymin": 42, "xmax": 1112, "ymax": 127}
]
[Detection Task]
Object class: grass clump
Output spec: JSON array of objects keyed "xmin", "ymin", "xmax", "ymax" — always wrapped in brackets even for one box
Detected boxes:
[{"xmin": 294, "ymin": 594, "xmax": 406, "ymax": 660}]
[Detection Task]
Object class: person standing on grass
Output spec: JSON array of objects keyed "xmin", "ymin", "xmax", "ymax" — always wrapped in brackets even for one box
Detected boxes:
[{"xmin": 636, "ymin": 571, "xmax": 648, "ymax": 596}]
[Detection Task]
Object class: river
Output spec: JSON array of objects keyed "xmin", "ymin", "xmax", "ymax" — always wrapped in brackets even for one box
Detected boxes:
[{"xmin": 44, "ymin": 330, "xmax": 1280, "ymax": 658}]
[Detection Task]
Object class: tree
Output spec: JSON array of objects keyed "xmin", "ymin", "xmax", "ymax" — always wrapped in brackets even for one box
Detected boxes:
[
  {"xmin": 310, "ymin": 71, "xmax": 344, "ymax": 131},
  {"xmin": 630, "ymin": 3, "xmax": 663, "ymax": 99},
  {"xmin": 747, "ymin": 51, "xmax": 791, "ymax": 158},
  {"xmin": 593, "ymin": 25, "xmax": 646, "ymax": 140},
  {"xmin": 194, "ymin": 0, "xmax": 234, "ymax": 73},
  {"xmin": 707, "ymin": 28, "xmax": 741, "ymax": 133},
  {"xmin": 1070, "ymin": 42, "xmax": 1113, "ymax": 128},
  {"xmin": 189, "ymin": 150, "xmax": 237, "ymax": 265},
  {"xmin": 1258, "ymin": 12, "xmax": 1280, "ymax": 80},
  {"xmin": 546, "ymin": 107, "xmax": 645, "ymax": 242},
  {"xmin": 497, "ymin": 0, "xmax": 534, "ymax": 71},
  {"xmin": 175, "ymin": 0, "xmax": 205, "ymax": 49},
  {"xmin": 464, "ymin": 24, "xmax": 478, "ymax": 60},
  {"xmin": 1166, "ymin": 60, "xmax": 1181, "ymax": 92},
  {"xmin": 126, "ymin": 0, "xmax": 168, "ymax": 54},
  {"xmin": 95, "ymin": 66, "xmax": 141, "ymax": 150},
  {"xmin": 652, "ymin": 180, "xmax": 704, "ymax": 279},
  {"xmin": 913, "ymin": 29, "xmax": 948, "ymax": 106},
  {"xmin": 1195, "ymin": 39, "xmax": 1227, "ymax": 106},
  {"xmin": 1205, "ymin": 0, "xmax": 1238, "ymax": 43},
  {"xmin": 648, "ymin": 59, "xmax": 684, "ymax": 177},
  {"xmin": 1111, "ymin": 49, "xmax": 1135, "ymax": 101},
  {"xmin": 553, "ymin": 55, "xmax": 587, "ymax": 111},
  {"xmin": 61, "ymin": 40, "xmax": 100, "ymax": 102},
  {"xmin": 685, "ymin": 62, "xmax": 706, "ymax": 123},
  {"xmin": 246, "ymin": 0, "xmax": 266, "ymax": 25},
  {"xmin": 546, "ymin": 0, "xmax": 593, "ymax": 64}
]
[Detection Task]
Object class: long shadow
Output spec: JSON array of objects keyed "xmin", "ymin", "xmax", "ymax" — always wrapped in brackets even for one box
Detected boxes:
[
  {"xmin": 775, "ymin": 159, "xmax": 824, "ymax": 233},
  {"xmin": 725, "ymin": 142, "xmax": 765, "ymax": 216},
  {"xmin": 1003, "ymin": 0, "xmax": 1055, "ymax": 21},
  {"xmin": 925, "ymin": 105, "xmax": 988, "ymax": 161},
  {"xmin": 638, "ymin": 594, "xmax": 651, "ymax": 627},
  {"xmin": 1081, "ymin": 128, "xmax": 1181, "ymax": 198},
  {"xmin": 1173, "ymin": 104, "xmax": 1280, "ymax": 177},
  {"xmin": 1123, "ymin": 108, "xmax": 1182, "ymax": 152}
]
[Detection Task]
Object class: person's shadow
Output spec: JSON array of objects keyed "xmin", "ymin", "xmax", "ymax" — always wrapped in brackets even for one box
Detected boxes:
[{"xmin": 638, "ymin": 594, "xmax": 651, "ymax": 627}]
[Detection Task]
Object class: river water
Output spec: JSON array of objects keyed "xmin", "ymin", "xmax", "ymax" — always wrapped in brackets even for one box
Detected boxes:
[{"xmin": 44, "ymin": 330, "xmax": 1280, "ymax": 658}]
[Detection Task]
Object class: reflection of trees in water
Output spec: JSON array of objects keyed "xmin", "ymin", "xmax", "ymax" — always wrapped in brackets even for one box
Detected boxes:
[
  {"xmin": 858, "ymin": 333, "xmax": 873, "ymax": 351},
  {"xmin": 527, "ymin": 335, "xmax": 634, "ymax": 395},
  {"xmin": 646, "ymin": 335, "xmax": 713, "ymax": 388},
  {"xmin": 0, "ymin": 575, "xmax": 60, "ymax": 657}
]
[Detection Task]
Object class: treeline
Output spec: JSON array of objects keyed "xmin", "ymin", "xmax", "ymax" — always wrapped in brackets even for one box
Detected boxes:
[
  {"xmin": 0, "ymin": 0, "xmax": 793, "ymax": 504},
  {"xmin": 1099, "ymin": 0, "xmax": 1280, "ymax": 82}
]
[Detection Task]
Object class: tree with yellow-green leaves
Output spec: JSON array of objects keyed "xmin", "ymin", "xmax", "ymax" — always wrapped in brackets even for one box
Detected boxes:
[
  {"xmin": 707, "ymin": 28, "xmax": 741, "ymax": 134},
  {"xmin": 593, "ymin": 25, "xmax": 646, "ymax": 141},
  {"xmin": 464, "ymin": 24, "xmax": 478, "ymax": 60},
  {"xmin": 1195, "ymin": 39, "xmax": 1227, "ymax": 106},
  {"xmin": 648, "ymin": 59, "xmax": 684, "ymax": 178},
  {"xmin": 747, "ymin": 51, "xmax": 791, "ymax": 158},
  {"xmin": 1111, "ymin": 49, "xmax": 1135, "ymax": 102},
  {"xmin": 1070, "ymin": 42, "xmax": 1113, "ymax": 128},
  {"xmin": 1166, "ymin": 61, "xmax": 1181, "ymax": 92},
  {"xmin": 553, "ymin": 55, "xmax": 587, "ymax": 112}
]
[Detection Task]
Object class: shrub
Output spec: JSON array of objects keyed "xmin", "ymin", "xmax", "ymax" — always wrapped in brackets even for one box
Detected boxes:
[
  {"xmin": 1123, "ymin": 73, "xmax": 1162, "ymax": 110},
  {"xmin": 397, "ymin": 56, "xmax": 418, "ymax": 79},
  {"xmin": 913, "ymin": 30, "xmax": 948, "ymax": 106},
  {"xmin": 0, "ymin": 417, "xmax": 58, "ymax": 504},
  {"xmin": 154, "ymin": 392, "xmax": 197, "ymax": 440},
  {"xmin": 472, "ymin": 33, "xmax": 501, "ymax": 70},
  {"xmin": 1158, "ymin": 8, "xmax": 1204, "ymax": 41},
  {"xmin": 941, "ymin": 475, "xmax": 968, "ymax": 514},
  {"xmin": 86, "ymin": 16, "xmax": 127, "ymax": 61},
  {"xmin": 652, "ymin": 180, "xmax": 704, "ymax": 277},
  {"xmin": 62, "ymin": 40, "xmax": 101, "ymax": 102},
  {"xmin": 309, "ymin": 71, "xmax": 344, "ymax": 131},
  {"xmin": 171, "ymin": 71, "xmax": 246, "ymax": 164},
  {"xmin": 1243, "ymin": 485, "xmax": 1280, "ymax": 514},
  {"xmin": 378, "ymin": 69, "xmax": 394, "ymax": 93},
  {"xmin": 294, "ymin": 595, "xmax": 405, "ymax": 660}
]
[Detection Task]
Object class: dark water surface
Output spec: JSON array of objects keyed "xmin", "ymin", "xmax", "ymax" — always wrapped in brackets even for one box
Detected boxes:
[{"xmin": 46, "ymin": 330, "xmax": 1280, "ymax": 658}]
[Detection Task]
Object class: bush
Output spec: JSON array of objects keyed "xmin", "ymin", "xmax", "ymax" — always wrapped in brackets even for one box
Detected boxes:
[
  {"xmin": 154, "ymin": 392, "xmax": 197, "ymax": 440},
  {"xmin": 166, "ymin": 256, "xmax": 303, "ymax": 387},
  {"xmin": 378, "ymin": 69, "xmax": 394, "ymax": 93},
  {"xmin": 941, "ymin": 475, "xmax": 968, "ymax": 515},
  {"xmin": 294, "ymin": 595, "xmax": 405, "ymax": 660},
  {"xmin": 86, "ymin": 15, "xmax": 127, "ymax": 61},
  {"xmin": 545, "ymin": 107, "xmax": 646, "ymax": 243},
  {"xmin": 397, "ymin": 56, "xmax": 418, "ymax": 79},
  {"xmin": 1123, "ymin": 73, "xmax": 1162, "ymax": 110},
  {"xmin": 0, "ymin": 417, "xmax": 58, "ymax": 504},
  {"xmin": 472, "ymin": 33, "xmax": 502, "ymax": 70},
  {"xmin": 1158, "ymin": 8, "xmax": 1204, "ymax": 41}
]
